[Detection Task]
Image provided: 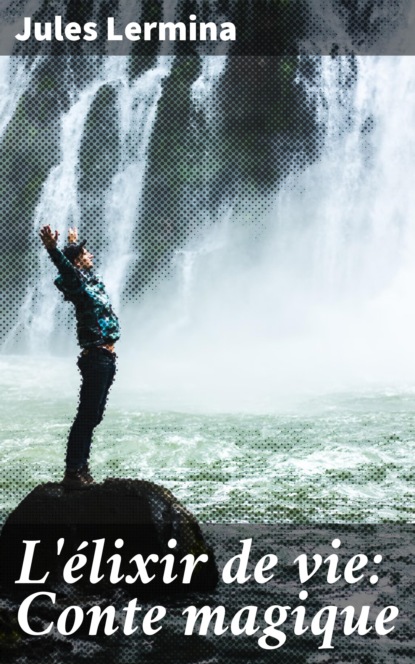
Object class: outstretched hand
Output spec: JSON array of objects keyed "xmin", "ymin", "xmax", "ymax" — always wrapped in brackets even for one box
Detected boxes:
[
  {"xmin": 40, "ymin": 225, "xmax": 59, "ymax": 250},
  {"xmin": 67, "ymin": 227, "xmax": 78, "ymax": 244}
]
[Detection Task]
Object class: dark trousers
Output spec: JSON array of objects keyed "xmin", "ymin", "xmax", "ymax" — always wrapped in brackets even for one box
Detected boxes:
[{"xmin": 66, "ymin": 348, "xmax": 116, "ymax": 472}]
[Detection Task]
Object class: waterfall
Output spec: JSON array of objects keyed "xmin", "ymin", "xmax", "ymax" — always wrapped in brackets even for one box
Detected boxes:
[
  {"xmin": 273, "ymin": 57, "xmax": 415, "ymax": 300},
  {"xmin": 233, "ymin": 58, "xmax": 414, "ymax": 304},
  {"xmin": 122, "ymin": 57, "xmax": 415, "ymax": 402},
  {"xmin": 100, "ymin": 57, "xmax": 173, "ymax": 311},
  {"xmin": 169, "ymin": 56, "xmax": 228, "ymax": 329},
  {"xmin": 5, "ymin": 56, "xmax": 172, "ymax": 352},
  {"xmin": 4, "ymin": 54, "xmax": 415, "ymax": 398},
  {"xmin": 0, "ymin": 57, "xmax": 40, "ymax": 137}
]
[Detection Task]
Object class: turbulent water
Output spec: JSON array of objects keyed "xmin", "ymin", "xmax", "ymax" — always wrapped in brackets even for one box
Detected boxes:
[
  {"xmin": 1, "ymin": 355, "xmax": 414, "ymax": 526},
  {"xmin": 1, "ymin": 56, "xmax": 415, "ymax": 526}
]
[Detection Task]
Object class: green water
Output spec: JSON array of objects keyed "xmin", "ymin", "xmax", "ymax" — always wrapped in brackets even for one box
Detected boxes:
[{"xmin": 1, "ymin": 356, "xmax": 414, "ymax": 525}]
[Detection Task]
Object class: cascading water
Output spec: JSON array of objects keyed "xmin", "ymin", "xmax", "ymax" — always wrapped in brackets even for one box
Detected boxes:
[
  {"xmin": 5, "ymin": 53, "xmax": 227, "ymax": 353},
  {"xmin": 98, "ymin": 57, "xmax": 173, "ymax": 310},
  {"xmin": 5, "ymin": 55, "xmax": 172, "ymax": 351},
  {"xmin": 1, "ymin": 54, "xmax": 414, "ymax": 527},
  {"xmin": 120, "ymin": 56, "xmax": 415, "ymax": 406},
  {"xmin": 169, "ymin": 55, "xmax": 228, "ymax": 329},
  {"xmin": 0, "ymin": 56, "xmax": 39, "ymax": 136},
  {"xmin": 4, "ymin": 55, "xmax": 415, "ymax": 397}
]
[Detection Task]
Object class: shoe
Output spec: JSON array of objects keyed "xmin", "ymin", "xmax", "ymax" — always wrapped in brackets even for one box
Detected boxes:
[
  {"xmin": 62, "ymin": 467, "xmax": 94, "ymax": 489},
  {"xmin": 80, "ymin": 463, "xmax": 95, "ymax": 484}
]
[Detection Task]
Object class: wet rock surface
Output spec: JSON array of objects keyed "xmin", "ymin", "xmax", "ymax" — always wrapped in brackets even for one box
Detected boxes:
[
  {"xmin": 0, "ymin": 520, "xmax": 413, "ymax": 664},
  {"xmin": 0, "ymin": 478, "xmax": 218, "ymax": 597}
]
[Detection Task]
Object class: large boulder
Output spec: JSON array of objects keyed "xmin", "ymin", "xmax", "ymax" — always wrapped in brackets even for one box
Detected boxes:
[{"xmin": 0, "ymin": 478, "xmax": 218, "ymax": 598}]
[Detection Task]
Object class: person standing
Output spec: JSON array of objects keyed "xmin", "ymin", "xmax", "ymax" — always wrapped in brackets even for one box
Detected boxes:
[{"xmin": 40, "ymin": 225, "xmax": 120, "ymax": 488}]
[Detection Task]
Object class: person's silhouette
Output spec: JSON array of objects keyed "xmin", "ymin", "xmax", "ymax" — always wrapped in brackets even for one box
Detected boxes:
[{"xmin": 40, "ymin": 225, "xmax": 120, "ymax": 488}]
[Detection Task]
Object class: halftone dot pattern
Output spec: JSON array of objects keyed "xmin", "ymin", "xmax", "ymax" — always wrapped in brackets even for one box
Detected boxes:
[
  {"xmin": 1, "ymin": 2, "xmax": 414, "ymax": 662},
  {"xmin": 1, "ymin": 55, "xmax": 323, "ymax": 339},
  {"xmin": 5, "ymin": 0, "xmax": 411, "ymax": 57},
  {"xmin": 1, "ymin": 52, "xmax": 414, "ymax": 660}
]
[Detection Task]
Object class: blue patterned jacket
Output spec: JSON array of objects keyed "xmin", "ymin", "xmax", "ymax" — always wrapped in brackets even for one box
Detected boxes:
[{"xmin": 47, "ymin": 246, "xmax": 120, "ymax": 349}]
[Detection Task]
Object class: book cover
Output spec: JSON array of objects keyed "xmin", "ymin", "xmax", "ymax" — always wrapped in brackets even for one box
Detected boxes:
[{"xmin": 0, "ymin": 1, "xmax": 413, "ymax": 662}]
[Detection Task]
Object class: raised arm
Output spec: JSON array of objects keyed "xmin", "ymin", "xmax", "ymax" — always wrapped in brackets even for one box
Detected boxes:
[{"xmin": 39, "ymin": 225, "xmax": 80, "ymax": 282}]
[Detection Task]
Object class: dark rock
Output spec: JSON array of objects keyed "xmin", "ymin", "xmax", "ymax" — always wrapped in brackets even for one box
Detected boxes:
[
  {"xmin": 0, "ymin": 479, "xmax": 218, "ymax": 598},
  {"xmin": 0, "ymin": 605, "xmax": 21, "ymax": 653}
]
